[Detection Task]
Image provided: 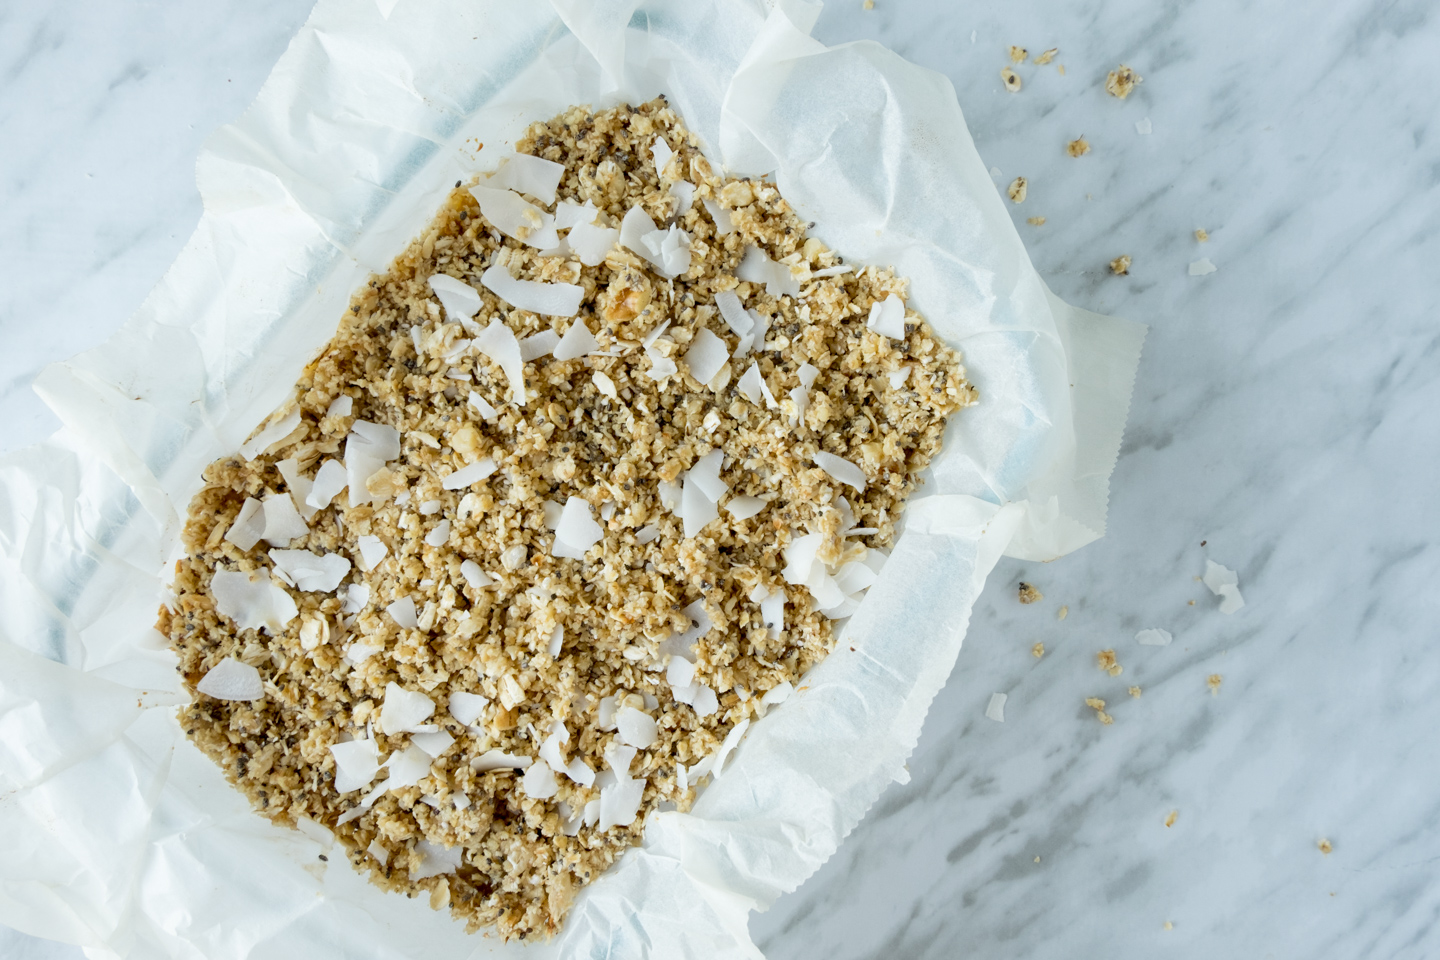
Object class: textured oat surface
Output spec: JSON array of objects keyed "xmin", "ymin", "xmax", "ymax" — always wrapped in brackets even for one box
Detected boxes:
[{"xmin": 160, "ymin": 99, "xmax": 973, "ymax": 939}]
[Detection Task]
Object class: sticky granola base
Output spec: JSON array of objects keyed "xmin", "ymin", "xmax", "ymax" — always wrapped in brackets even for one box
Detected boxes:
[{"xmin": 160, "ymin": 98, "xmax": 975, "ymax": 939}]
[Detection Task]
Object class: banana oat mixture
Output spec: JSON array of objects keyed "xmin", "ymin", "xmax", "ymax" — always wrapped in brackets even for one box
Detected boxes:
[{"xmin": 160, "ymin": 98, "xmax": 975, "ymax": 939}]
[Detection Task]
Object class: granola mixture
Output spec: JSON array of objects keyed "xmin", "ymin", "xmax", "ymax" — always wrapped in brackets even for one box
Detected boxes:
[{"xmin": 160, "ymin": 99, "xmax": 974, "ymax": 940}]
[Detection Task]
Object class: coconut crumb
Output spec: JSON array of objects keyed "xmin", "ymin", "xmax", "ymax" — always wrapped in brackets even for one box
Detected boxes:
[
  {"xmin": 1057, "ymin": 605, "xmax": 1068, "ymax": 620},
  {"xmin": 1097, "ymin": 649, "xmax": 1122, "ymax": 676},
  {"xmin": 1017, "ymin": 582, "xmax": 1043, "ymax": 604},
  {"xmin": 1195, "ymin": 228, "xmax": 1209, "ymax": 242},
  {"xmin": 1165, "ymin": 809, "xmax": 1178, "ymax": 827},
  {"xmin": 1066, "ymin": 137, "xmax": 1090, "ymax": 158},
  {"xmin": 1032, "ymin": 642, "xmax": 1045, "ymax": 659},
  {"xmin": 1034, "ymin": 48, "xmax": 1057, "ymax": 65},
  {"xmin": 1109, "ymin": 255, "xmax": 1132, "ymax": 276},
  {"xmin": 1129, "ymin": 686, "xmax": 1142, "ymax": 698},
  {"xmin": 1207, "ymin": 673, "xmax": 1224, "ymax": 695},
  {"xmin": 1105, "ymin": 65, "xmax": 1142, "ymax": 99},
  {"xmin": 1007, "ymin": 177, "xmax": 1028, "ymax": 204},
  {"xmin": 1027, "ymin": 216, "xmax": 1046, "ymax": 226},
  {"xmin": 1085, "ymin": 697, "xmax": 1112, "ymax": 724},
  {"xmin": 1164, "ymin": 921, "xmax": 1174, "ymax": 931},
  {"xmin": 1057, "ymin": 64, "xmax": 1066, "ymax": 76},
  {"xmin": 1009, "ymin": 46, "xmax": 1028, "ymax": 64},
  {"xmin": 1001, "ymin": 68, "xmax": 1023, "ymax": 93},
  {"xmin": 1318, "ymin": 838, "xmax": 1333, "ymax": 855}
]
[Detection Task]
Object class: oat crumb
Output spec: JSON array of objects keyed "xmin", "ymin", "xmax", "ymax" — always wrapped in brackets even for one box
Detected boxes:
[
  {"xmin": 1034, "ymin": 48, "xmax": 1058, "ymax": 65},
  {"xmin": 1032, "ymin": 642, "xmax": 1045, "ymax": 659},
  {"xmin": 1105, "ymin": 64, "xmax": 1143, "ymax": 99},
  {"xmin": 1057, "ymin": 64, "xmax": 1066, "ymax": 76},
  {"xmin": 1018, "ymin": 582, "xmax": 1043, "ymax": 604},
  {"xmin": 1085, "ymin": 697, "xmax": 1106, "ymax": 710},
  {"xmin": 1097, "ymin": 710, "xmax": 1114, "ymax": 725},
  {"xmin": 1027, "ymin": 216, "xmax": 1047, "ymax": 226},
  {"xmin": 1109, "ymin": 255, "xmax": 1132, "ymax": 276},
  {"xmin": 1009, "ymin": 46, "xmax": 1028, "ymax": 64},
  {"xmin": 863, "ymin": 0, "xmax": 874, "ymax": 8},
  {"xmin": 1007, "ymin": 177, "xmax": 1028, "ymax": 204},
  {"xmin": 1034, "ymin": 855, "xmax": 1041, "ymax": 863},
  {"xmin": 1195, "ymin": 228, "xmax": 1209, "ymax": 242},
  {"xmin": 1207, "ymin": 673, "xmax": 1224, "ymax": 695},
  {"xmin": 1001, "ymin": 67, "xmax": 1023, "ymax": 93},
  {"xmin": 1319, "ymin": 838, "xmax": 1333, "ymax": 855},
  {"xmin": 1067, "ymin": 137, "xmax": 1090, "ymax": 158},
  {"xmin": 1164, "ymin": 921, "xmax": 1174, "ymax": 931},
  {"xmin": 1057, "ymin": 604, "xmax": 1068, "ymax": 620},
  {"xmin": 1097, "ymin": 649, "xmax": 1122, "ymax": 676},
  {"xmin": 1188, "ymin": 599, "xmax": 1196, "ymax": 606},
  {"xmin": 1129, "ymin": 686, "xmax": 1142, "ymax": 698},
  {"xmin": 1165, "ymin": 809, "xmax": 1178, "ymax": 827}
]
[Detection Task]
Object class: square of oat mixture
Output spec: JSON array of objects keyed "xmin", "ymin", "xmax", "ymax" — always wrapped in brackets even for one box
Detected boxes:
[{"xmin": 160, "ymin": 98, "xmax": 975, "ymax": 940}]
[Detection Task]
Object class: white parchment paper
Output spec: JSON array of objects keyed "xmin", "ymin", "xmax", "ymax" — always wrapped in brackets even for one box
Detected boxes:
[{"xmin": 0, "ymin": 1, "xmax": 1145, "ymax": 957}]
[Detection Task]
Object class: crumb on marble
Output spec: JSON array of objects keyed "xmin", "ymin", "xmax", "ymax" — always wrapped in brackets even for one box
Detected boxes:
[
  {"xmin": 1009, "ymin": 46, "xmax": 1028, "ymax": 64},
  {"xmin": 1027, "ymin": 216, "xmax": 1047, "ymax": 226},
  {"xmin": 1097, "ymin": 649, "xmax": 1122, "ymax": 676},
  {"xmin": 1057, "ymin": 64, "xmax": 1066, "ymax": 76},
  {"xmin": 1085, "ymin": 697, "xmax": 1112, "ymax": 724},
  {"xmin": 1319, "ymin": 838, "xmax": 1333, "ymax": 855},
  {"xmin": 1188, "ymin": 599, "xmax": 1196, "ymax": 606},
  {"xmin": 1018, "ymin": 582, "xmax": 1043, "ymax": 604},
  {"xmin": 1057, "ymin": 604, "xmax": 1068, "ymax": 620},
  {"xmin": 863, "ymin": 0, "xmax": 874, "ymax": 8},
  {"xmin": 1032, "ymin": 642, "xmax": 1045, "ymax": 659},
  {"xmin": 1001, "ymin": 67, "xmax": 1023, "ymax": 93},
  {"xmin": 1034, "ymin": 855, "xmax": 1041, "ymax": 862},
  {"xmin": 1129, "ymin": 686, "xmax": 1142, "ymax": 698},
  {"xmin": 1207, "ymin": 673, "xmax": 1224, "ymax": 695},
  {"xmin": 1067, "ymin": 137, "xmax": 1090, "ymax": 158},
  {"xmin": 1109, "ymin": 255, "xmax": 1132, "ymax": 276},
  {"xmin": 1105, "ymin": 64, "xmax": 1143, "ymax": 99},
  {"xmin": 1165, "ymin": 809, "xmax": 1178, "ymax": 827},
  {"xmin": 1195, "ymin": 228, "xmax": 1210, "ymax": 242},
  {"xmin": 1008, "ymin": 177, "xmax": 1028, "ymax": 203},
  {"xmin": 1035, "ymin": 48, "xmax": 1058, "ymax": 65},
  {"xmin": 1164, "ymin": 921, "xmax": 1174, "ymax": 931}
]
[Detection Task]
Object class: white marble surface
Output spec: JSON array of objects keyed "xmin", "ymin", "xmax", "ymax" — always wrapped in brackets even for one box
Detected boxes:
[{"xmin": 4, "ymin": 0, "xmax": 1439, "ymax": 957}]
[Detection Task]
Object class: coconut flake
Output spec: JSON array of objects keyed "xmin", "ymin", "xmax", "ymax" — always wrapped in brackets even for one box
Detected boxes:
[
  {"xmin": 467, "ymin": 390, "xmax": 499, "ymax": 421},
  {"xmin": 689, "ymin": 449, "xmax": 727, "ymax": 502},
  {"xmin": 667, "ymin": 654, "xmax": 697, "ymax": 688},
  {"xmin": 889, "ymin": 366, "xmax": 913, "ymax": 389},
  {"xmin": 659, "ymin": 225, "xmax": 692, "ymax": 276},
  {"xmin": 487, "ymin": 154, "xmax": 564, "ymax": 205},
  {"xmin": 597, "ymin": 695, "xmax": 619, "ymax": 731},
  {"xmin": 519, "ymin": 759, "xmax": 557, "ymax": 799},
  {"xmin": 760, "ymin": 681, "xmax": 792, "ymax": 709},
  {"xmin": 669, "ymin": 180, "xmax": 695, "ymax": 221},
  {"xmin": 239, "ymin": 407, "xmax": 301, "ymax": 461},
  {"xmin": 468, "ymin": 183, "xmax": 559, "ymax": 249},
  {"xmin": 460, "ymin": 560, "xmax": 493, "ymax": 589},
  {"xmin": 651, "ymin": 136, "xmax": 675, "ymax": 177},
  {"xmin": 387, "ymin": 596, "xmax": 418, "ymax": 629},
  {"xmin": 598, "ymin": 777, "xmax": 644, "ymax": 831},
  {"xmin": 553, "ymin": 496, "xmax": 604, "ymax": 559},
  {"xmin": 275, "ymin": 459, "xmax": 317, "ymax": 521},
  {"xmin": 260, "ymin": 493, "xmax": 309, "ymax": 547},
  {"xmin": 329, "ymin": 738, "xmax": 381, "ymax": 793},
  {"xmin": 379, "ymin": 682, "xmax": 436, "ymax": 735},
  {"xmin": 411, "ymin": 729, "xmax": 455, "ymax": 758},
  {"xmin": 1189, "ymin": 258, "xmax": 1218, "ymax": 276},
  {"xmin": 225, "ymin": 497, "xmax": 265, "ymax": 551},
  {"xmin": 680, "ymin": 473, "xmax": 719, "ymax": 539},
  {"xmin": 782, "ymin": 533, "xmax": 823, "ymax": 585},
  {"xmin": 1202, "ymin": 560, "xmax": 1245, "ymax": 613},
  {"xmin": 737, "ymin": 363, "xmax": 768, "ymax": 407},
  {"xmin": 815, "ymin": 451, "xmax": 868, "ymax": 493},
  {"xmin": 690, "ymin": 684, "xmax": 720, "ymax": 718},
  {"xmin": 356, "ymin": 535, "xmax": 388, "ymax": 571},
  {"xmin": 737, "ymin": 245, "xmax": 800, "ymax": 298},
  {"xmin": 427, "ymin": 274, "xmax": 482, "ymax": 321},
  {"xmin": 710, "ymin": 717, "xmax": 750, "ymax": 778},
  {"xmin": 211, "ymin": 569, "xmax": 297, "ymax": 634},
  {"xmin": 554, "ymin": 200, "xmax": 599, "ymax": 229},
  {"xmin": 683, "ymin": 328, "xmax": 729, "ymax": 385},
  {"xmin": 620, "ymin": 205, "xmax": 662, "ymax": 262},
  {"xmin": 344, "ymin": 420, "xmax": 401, "ymax": 507},
  {"xmin": 658, "ymin": 479, "xmax": 683, "ymax": 513},
  {"xmin": 196, "ymin": 657, "xmax": 265, "ymax": 701},
  {"xmin": 616, "ymin": 706, "xmax": 657, "ymax": 749},
  {"xmin": 553, "ymin": 318, "xmax": 601, "ymax": 361},
  {"xmin": 471, "ymin": 750, "xmax": 532, "ymax": 772},
  {"xmin": 481, "ymin": 263, "xmax": 583, "ymax": 318},
  {"xmin": 1136, "ymin": 117, "xmax": 1153, "ymax": 135},
  {"xmin": 593, "ymin": 371, "xmax": 618, "ymax": 399},
  {"xmin": 985, "ymin": 692, "xmax": 1007, "ymax": 722},
  {"xmin": 714, "ymin": 290, "xmax": 753, "ymax": 336},
  {"xmin": 1136, "ymin": 628, "xmax": 1174, "ymax": 646},
  {"xmin": 501, "ymin": 544, "xmax": 528, "ymax": 571},
  {"xmin": 344, "ymin": 641, "xmax": 382, "ymax": 665},
  {"xmin": 448, "ymin": 691, "xmax": 490, "ymax": 726},
  {"xmin": 474, "ymin": 319, "xmax": 526, "ymax": 406},
  {"xmin": 424, "ymin": 520, "xmax": 451, "ymax": 547},
  {"xmin": 811, "ymin": 264, "xmax": 852, "ymax": 278},
  {"xmin": 340, "ymin": 582, "xmax": 369, "ymax": 615},
  {"xmin": 565, "ymin": 757, "xmax": 596, "ymax": 787},
  {"xmin": 635, "ymin": 524, "xmax": 660, "ymax": 544},
  {"xmin": 647, "ymin": 354, "xmax": 678, "ymax": 381},
  {"xmin": 519, "ymin": 329, "xmax": 560, "ymax": 361},
  {"xmin": 306, "ymin": 460, "xmax": 347, "ymax": 511},
  {"xmin": 268, "ymin": 549, "xmax": 351, "ymax": 592},
  {"xmin": 546, "ymin": 624, "xmax": 565, "ymax": 659},
  {"xmin": 386, "ymin": 744, "xmax": 435, "ymax": 789},
  {"xmin": 539, "ymin": 499, "xmax": 564, "ymax": 530},
  {"xmin": 326, "ymin": 395, "xmax": 353, "ymax": 419},
  {"xmin": 410, "ymin": 840, "xmax": 462, "ymax": 881},
  {"xmin": 443, "ymin": 457, "xmax": 498, "ymax": 490},
  {"xmin": 833, "ymin": 558, "xmax": 878, "ymax": 595},
  {"xmin": 759, "ymin": 590, "xmax": 785, "ymax": 639},
  {"xmin": 725, "ymin": 495, "xmax": 766, "ymax": 521},
  {"xmin": 702, "ymin": 198, "xmax": 734, "ymax": 235},
  {"xmin": 568, "ymin": 219, "xmax": 620, "ymax": 266},
  {"xmin": 867, "ymin": 294, "xmax": 907, "ymax": 339}
]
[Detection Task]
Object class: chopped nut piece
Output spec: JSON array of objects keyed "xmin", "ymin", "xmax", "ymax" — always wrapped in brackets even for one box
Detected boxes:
[
  {"xmin": 1318, "ymin": 838, "xmax": 1333, "ymax": 855},
  {"xmin": 1009, "ymin": 46, "xmax": 1028, "ymax": 64},
  {"xmin": 1026, "ymin": 216, "xmax": 1046, "ymax": 226},
  {"xmin": 1007, "ymin": 177, "xmax": 1028, "ymax": 203},
  {"xmin": 1034, "ymin": 48, "xmax": 1058, "ymax": 65},
  {"xmin": 1001, "ymin": 67, "xmax": 1023, "ymax": 93},
  {"xmin": 1017, "ymin": 582, "xmax": 1043, "ymax": 604},
  {"xmin": 1097, "ymin": 649, "xmax": 1122, "ymax": 676},
  {"xmin": 1105, "ymin": 64, "xmax": 1143, "ymax": 99},
  {"xmin": 1067, "ymin": 137, "xmax": 1090, "ymax": 158},
  {"xmin": 1207, "ymin": 673, "xmax": 1224, "ymax": 695},
  {"xmin": 1195, "ymin": 228, "xmax": 1209, "ymax": 242},
  {"xmin": 1129, "ymin": 685, "xmax": 1142, "ymax": 698},
  {"xmin": 1165, "ymin": 809, "xmax": 1178, "ymax": 827},
  {"xmin": 1109, "ymin": 255, "xmax": 1132, "ymax": 276},
  {"xmin": 1032, "ymin": 642, "xmax": 1045, "ymax": 659}
]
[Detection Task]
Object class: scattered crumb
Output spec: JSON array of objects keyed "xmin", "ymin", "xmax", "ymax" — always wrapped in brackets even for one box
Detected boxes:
[
  {"xmin": 1098, "ymin": 710, "xmax": 1114, "ymax": 725},
  {"xmin": 1195, "ymin": 228, "xmax": 1209, "ymax": 242},
  {"xmin": 1109, "ymin": 255, "xmax": 1132, "ymax": 276},
  {"xmin": 1034, "ymin": 48, "xmax": 1057, "ymax": 65},
  {"xmin": 1032, "ymin": 642, "xmax": 1045, "ymax": 659},
  {"xmin": 1008, "ymin": 177, "xmax": 1028, "ymax": 203},
  {"xmin": 1018, "ymin": 582, "xmax": 1043, "ymax": 604},
  {"xmin": 1135, "ymin": 117, "xmax": 1153, "ymax": 135},
  {"xmin": 1105, "ymin": 64, "xmax": 1143, "ymax": 99},
  {"xmin": 1067, "ymin": 137, "xmax": 1090, "ymax": 158},
  {"xmin": 1188, "ymin": 599, "xmax": 1196, "ymax": 606},
  {"xmin": 1164, "ymin": 921, "xmax": 1174, "ymax": 931},
  {"xmin": 1165, "ymin": 810, "xmax": 1178, "ymax": 827},
  {"xmin": 1009, "ymin": 45, "xmax": 1028, "ymax": 64},
  {"xmin": 1319, "ymin": 838, "xmax": 1333, "ymax": 855},
  {"xmin": 863, "ymin": 0, "xmax": 874, "ymax": 8},
  {"xmin": 1201, "ymin": 540, "xmax": 1207, "ymax": 546},
  {"xmin": 1001, "ymin": 67, "xmax": 1023, "ymax": 93},
  {"xmin": 1057, "ymin": 605, "xmax": 1068, "ymax": 620},
  {"xmin": 1085, "ymin": 697, "xmax": 1112, "ymax": 724},
  {"xmin": 1189, "ymin": 257, "xmax": 1217, "ymax": 276},
  {"xmin": 1026, "ymin": 216, "xmax": 1047, "ymax": 226},
  {"xmin": 1129, "ymin": 686, "xmax": 1142, "ymax": 698},
  {"xmin": 1097, "ymin": 649, "xmax": 1123, "ymax": 676},
  {"xmin": 1034, "ymin": 855, "xmax": 1041, "ymax": 863},
  {"xmin": 1207, "ymin": 673, "xmax": 1224, "ymax": 695},
  {"xmin": 985, "ymin": 692, "xmax": 1007, "ymax": 722},
  {"xmin": 1057, "ymin": 64, "xmax": 1066, "ymax": 76}
]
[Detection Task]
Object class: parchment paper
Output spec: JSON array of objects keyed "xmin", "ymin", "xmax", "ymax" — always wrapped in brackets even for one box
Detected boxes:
[{"xmin": 0, "ymin": 1, "xmax": 1145, "ymax": 957}]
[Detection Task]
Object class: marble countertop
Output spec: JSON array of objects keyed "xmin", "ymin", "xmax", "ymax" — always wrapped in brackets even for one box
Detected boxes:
[{"xmin": 4, "ymin": 1, "xmax": 1438, "ymax": 958}]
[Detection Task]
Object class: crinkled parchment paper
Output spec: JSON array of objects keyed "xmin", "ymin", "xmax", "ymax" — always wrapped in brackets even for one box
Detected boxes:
[{"xmin": 0, "ymin": 1, "xmax": 1145, "ymax": 957}]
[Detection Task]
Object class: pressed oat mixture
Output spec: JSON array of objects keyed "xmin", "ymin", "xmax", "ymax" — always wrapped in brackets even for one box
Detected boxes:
[{"xmin": 160, "ymin": 98, "xmax": 974, "ymax": 939}]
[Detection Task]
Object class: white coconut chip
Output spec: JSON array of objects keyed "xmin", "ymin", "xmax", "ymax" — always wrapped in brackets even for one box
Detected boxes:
[
  {"xmin": 340, "ymin": 582, "xmax": 369, "ymax": 615},
  {"xmin": 448, "ymin": 691, "xmax": 490, "ymax": 726},
  {"xmin": 366, "ymin": 840, "xmax": 389, "ymax": 865},
  {"xmin": 467, "ymin": 183, "xmax": 559, "ymax": 249},
  {"xmin": 486, "ymin": 153, "xmax": 565, "ymax": 205},
  {"xmin": 239, "ymin": 407, "xmax": 301, "ymax": 461},
  {"xmin": 1136, "ymin": 117, "xmax": 1153, "ymax": 135},
  {"xmin": 344, "ymin": 420, "xmax": 401, "ymax": 507},
  {"xmin": 387, "ymin": 596, "xmax": 418, "ymax": 629},
  {"xmin": 680, "ymin": 473, "xmax": 719, "ymax": 539},
  {"xmin": 683, "ymin": 328, "xmax": 729, "ymax": 386},
  {"xmin": 379, "ymin": 681, "xmax": 436, "ymax": 735},
  {"xmin": 667, "ymin": 654, "xmax": 697, "ymax": 688},
  {"xmin": 702, "ymin": 198, "xmax": 734, "ymax": 235},
  {"xmin": 418, "ymin": 499, "xmax": 442, "ymax": 516},
  {"xmin": 811, "ymin": 264, "xmax": 852, "ymax": 278},
  {"xmin": 519, "ymin": 329, "xmax": 560, "ymax": 361},
  {"xmin": 330, "ymin": 739, "xmax": 381, "ymax": 792},
  {"xmin": 725, "ymin": 495, "xmax": 766, "ymax": 521},
  {"xmin": 737, "ymin": 245, "xmax": 801, "ymax": 298},
  {"xmin": 211, "ymin": 569, "xmax": 298, "ymax": 634},
  {"xmin": 668, "ymin": 180, "xmax": 695, "ymax": 220},
  {"xmin": 658, "ymin": 225, "xmax": 692, "ymax": 276},
  {"xmin": 275, "ymin": 459, "xmax": 317, "ymax": 521},
  {"xmin": 985, "ymin": 692, "xmax": 1007, "ymax": 722},
  {"xmin": 481, "ymin": 263, "xmax": 583, "ymax": 318},
  {"xmin": 737, "ymin": 362, "xmax": 774, "ymax": 408},
  {"xmin": 474, "ymin": 319, "xmax": 526, "ymax": 406},
  {"xmin": 554, "ymin": 200, "xmax": 598, "ymax": 229},
  {"xmin": 356, "ymin": 534, "xmax": 388, "ymax": 571},
  {"xmin": 714, "ymin": 290, "xmax": 753, "ymax": 336},
  {"xmin": 442, "ymin": 457, "xmax": 498, "ymax": 490},
  {"xmin": 593, "ymin": 371, "xmax": 618, "ymax": 399},
  {"xmin": 635, "ymin": 524, "xmax": 660, "ymax": 544},
  {"xmin": 459, "ymin": 560, "xmax": 493, "ymax": 589},
  {"xmin": 306, "ymin": 459, "xmax": 347, "ymax": 511},
  {"xmin": 521, "ymin": 759, "xmax": 558, "ymax": 799},
  {"xmin": 225, "ymin": 497, "xmax": 265, "ymax": 551},
  {"xmin": 326, "ymin": 395, "xmax": 353, "ymax": 419},
  {"xmin": 760, "ymin": 681, "xmax": 793, "ymax": 709},
  {"xmin": 710, "ymin": 717, "xmax": 751, "ymax": 779},
  {"xmin": 620, "ymin": 205, "xmax": 662, "ymax": 262},
  {"xmin": 888, "ymin": 366, "xmax": 912, "ymax": 389},
  {"xmin": 651, "ymin": 136, "xmax": 675, "ymax": 177},
  {"xmin": 690, "ymin": 684, "xmax": 720, "ymax": 718},
  {"xmin": 782, "ymin": 532, "xmax": 823, "ymax": 585},
  {"xmin": 268, "ymin": 549, "xmax": 351, "ymax": 592},
  {"xmin": 261, "ymin": 493, "xmax": 309, "ymax": 547},
  {"xmin": 616, "ymin": 706, "xmax": 658, "ymax": 749},
  {"xmin": 538, "ymin": 722, "xmax": 569, "ymax": 771},
  {"xmin": 1189, "ymin": 258, "xmax": 1218, "ymax": 276},
  {"xmin": 815, "ymin": 451, "xmax": 868, "ymax": 493},
  {"xmin": 471, "ymin": 750, "xmax": 533, "ymax": 773},
  {"xmin": 597, "ymin": 695, "xmax": 619, "ymax": 731},
  {"xmin": 1202, "ymin": 560, "xmax": 1245, "ymax": 613},
  {"xmin": 467, "ymin": 390, "xmax": 499, "ymax": 421},
  {"xmin": 867, "ymin": 293, "xmax": 907, "ymax": 339},
  {"xmin": 1130, "ymin": 627, "xmax": 1173, "ymax": 647},
  {"xmin": 833, "ymin": 559, "xmax": 878, "ymax": 597},
  {"xmin": 500, "ymin": 544, "xmax": 528, "ymax": 571},
  {"xmin": 541, "ymin": 499, "xmax": 564, "ymax": 530},
  {"xmin": 688, "ymin": 449, "xmax": 727, "ymax": 502},
  {"xmin": 344, "ymin": 641, "xmax": 382, "ymax": 665},
  {"xmin": 553, "ymin": 318, "xmax": 601, "ymax": 361},
  {"xmin": 196, "ymin": 657, "xmax": 265, "ymax": 701},
  {"xmin": 411, "ymin": 729, "xmax": 455, "ymax": 758},
  {"xmin": 427, "ymin": 274, "xmax": 482, "ymax": 321},
  {"xmin": 409, "ymin": 840, "xmax": 462, "ymax": 881},
  {"xmin": 553, "ymin": 496, "xmax": 604, "ymax": 559},
  {"xmin": 567, "ymin": 219, "xmax": 620, "ymax": 266},
  {"xmin": 424, "ymin": 519, "xmax": 451, "ymax": 547}
]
